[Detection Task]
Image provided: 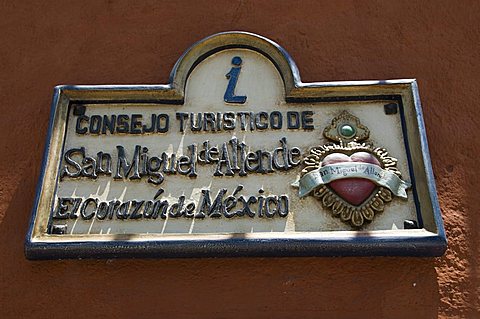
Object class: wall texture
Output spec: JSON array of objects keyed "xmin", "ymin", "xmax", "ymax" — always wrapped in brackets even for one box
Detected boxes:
[{"xmin": 1, "ymin": 1, "xmax": 479, "ymax": 318}]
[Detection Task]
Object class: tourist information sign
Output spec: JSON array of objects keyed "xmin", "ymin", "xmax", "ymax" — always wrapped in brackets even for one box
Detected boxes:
[{"xmin": 25, "ymin": 32, "xmax": 446, "ymax": 259}]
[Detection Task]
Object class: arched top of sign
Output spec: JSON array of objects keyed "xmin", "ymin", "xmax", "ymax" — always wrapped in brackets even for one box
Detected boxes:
[
  {"xmin": 170, "ymin": 31, "xmax": 301, "ymax": 100},
  {"xmin": 58, "ymin": 31, "xmax": 417, "ymax": 103}
]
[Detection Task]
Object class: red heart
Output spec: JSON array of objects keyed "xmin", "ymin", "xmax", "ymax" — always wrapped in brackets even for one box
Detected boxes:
[{"xmin": 321, "ymin": 152, "xmax": 381, "ymax": 206}]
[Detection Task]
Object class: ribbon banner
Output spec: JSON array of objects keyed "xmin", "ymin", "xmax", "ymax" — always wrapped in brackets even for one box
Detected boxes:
[{"xmin": 297, "ymin": 162, "xmax": 411, "ymax": 198}]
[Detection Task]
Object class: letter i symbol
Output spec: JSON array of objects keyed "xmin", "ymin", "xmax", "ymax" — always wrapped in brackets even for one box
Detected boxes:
[{"xmin": 224, "ymin": 56, "xmax": 247, "ymax": 104}]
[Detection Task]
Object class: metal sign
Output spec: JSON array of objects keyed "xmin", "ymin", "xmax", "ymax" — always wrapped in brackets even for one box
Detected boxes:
[{"xmin": 25, "ymin": 32, "xmax": 446, "ymax": 259}]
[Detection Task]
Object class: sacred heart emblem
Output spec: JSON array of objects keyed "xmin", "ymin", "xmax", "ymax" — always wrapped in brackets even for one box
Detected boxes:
[{"xmin": 294, "ymin": 111, "xmax": 410, "ymax": 227}]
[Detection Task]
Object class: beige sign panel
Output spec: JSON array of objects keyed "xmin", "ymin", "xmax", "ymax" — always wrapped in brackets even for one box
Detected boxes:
[{"xmin": 25, "ymin": 32, "xmax": 446, "ymax": 259}]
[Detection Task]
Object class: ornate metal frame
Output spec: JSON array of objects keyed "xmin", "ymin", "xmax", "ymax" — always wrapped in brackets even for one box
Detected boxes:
[{"xmin": 25, "ymin": 31, "xmax": 447, "ymax": 259}]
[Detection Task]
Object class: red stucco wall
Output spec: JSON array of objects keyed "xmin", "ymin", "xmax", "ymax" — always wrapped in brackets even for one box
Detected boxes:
[{"xmin": 1, "ymin": 1, "xmax": 479, "ymax": 318}]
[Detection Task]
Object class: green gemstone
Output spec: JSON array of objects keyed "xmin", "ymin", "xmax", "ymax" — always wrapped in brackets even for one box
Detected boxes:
[{"xmin": 339, "ymin": 124, "xmax": 356, "ymax": 138}]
